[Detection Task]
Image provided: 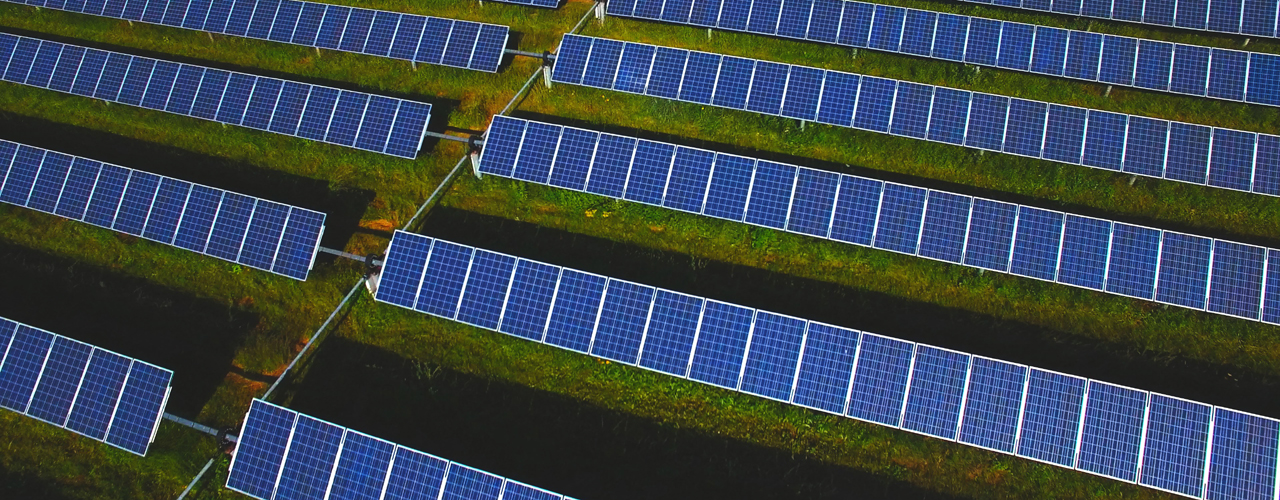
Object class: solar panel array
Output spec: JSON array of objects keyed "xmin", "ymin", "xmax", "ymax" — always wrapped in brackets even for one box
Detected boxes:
[
  {"xmin": 480, "ymin": 115, "xmax": 1280, "ymax": 324},
  {"xmin": 0, "ymin": 140, "xmax": 327, "ymax": 280},
  {"xmin": 604, "ymin": 0, "xmax": 1280, "ymax": 106},
  {"xmin": 960, "ymin": 0, "xmax": 1280, "ymax": 38},
  {"xmin": 2, "ymin": 0, "xmax": 510, "ymax": 72},
  {"xmin": 228, "ymin": 399, "xmax": 575, "ymax": 500},
  {"xmin": 375, "ymin": 230, "xmax": 1280, "ymax": 499},
  {"xmin": 0, "ymin": 33, "xmax": 433, "ymax": 159},
  {"xmin": 551, "ymin": 35, "xmax": 1280, "ymax": 196},
  {"xmin": 0, "ymin": 315, "xmax": 173, "ymax": 456}
]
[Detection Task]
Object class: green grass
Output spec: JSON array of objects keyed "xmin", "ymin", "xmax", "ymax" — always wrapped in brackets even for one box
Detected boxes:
[{"xmin": 0, "ymin": 0, "xmax": 1277, "ymax": 498}]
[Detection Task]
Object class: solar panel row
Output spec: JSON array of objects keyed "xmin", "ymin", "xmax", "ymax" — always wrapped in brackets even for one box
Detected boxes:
[
  {"xmin": 0, "ymin": 315, "xmax": 172, "ymax": 456},
  {"xmin": 1, "ymin": 0, "xmax": 510, "ymax": 72},
  {"xmin": 551, "ymin": 35, "xmax": 1280, "ymax": 197},
  {"xmin": 604, "ymin": 0, "xmax": 1280, "ymax": 106},
  {"xmin": 374, "ymin": 231, "xmax": 1280, "ymax": 499},
  {"xmin": 479, "ymin": 115, "xmax": 1280, "ymax": 325},
  {"xmin": 227, "ymin": 399, "xmax": 574, "ymax": 500},
  {"xmin": 0, "ymin": 33, "xmax": 433, "ymax": 158},
  {"xmin": 960, "ymin": 0, "xmax": 1280, "ymax": 38},
  {"xmin": 0, "ymin": 140, "xmax": 326, "ymax": 280}
]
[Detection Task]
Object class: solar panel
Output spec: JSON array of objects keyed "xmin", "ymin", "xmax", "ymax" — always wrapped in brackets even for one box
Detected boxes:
[
  {"xmin": 551, "ymin": 35, "xmax": 1280, "ymax": 197},
  {"xmin": 1076, "ymin": 381, "xmax": 1148, "ymax": 482},
  {"xmin": 0, "ymin": 315, "xmax": 172, "ymax": 456},
  {"xmin": 477, "ymin": 115, "xmax": 1280, "ymax": 327},
  {"xmin": 0, "ymin": 33, "xmax": 432, "ymax": 158},
  {"xmin": 900, "ymin": 345, "xmax": 971, "ymax": 440},
  {"xmin": 957, "ymin": 357, "xmax": 1027, "ymax": 453},
  {"xmin": 1139, "ymin": 394, "xmax": 1212, "ymax": 497},
  {"xmin": 594, "ymin": 3, "xmax": 1280, "ymax": 107},
  {"xmin": 17, "ymin": 0, "xmax": 510, "ymax": 72},
  {"xmin": 227, "ymin": 399, "xmax": 570, "ymax": 500},
  {"xmin": 0, "ymin": 140, "xmax": 326, "ymax": 280},
  {"xmin": 375, "ymin": 233, "xmax": 1280, "ymax": 498}
]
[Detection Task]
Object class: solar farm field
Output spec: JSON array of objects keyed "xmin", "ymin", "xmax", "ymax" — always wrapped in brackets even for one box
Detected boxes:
[{"xmin": 3, "ymin": 0, "xmax": 1280, "ymax": 498}]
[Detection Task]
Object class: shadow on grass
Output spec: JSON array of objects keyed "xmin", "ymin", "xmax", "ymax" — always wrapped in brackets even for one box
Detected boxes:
[
  {"xmin": 511, "ymin": 111, "xmax": 1280, "ymax": 248},
  {"xmin": 0, "ymin": 239, "xmax": 257, "ymax": 418},
  {"xmin": 419, "ymin": 206, "xmax": 1280, "ymax": 418},
  {"xmin": 288, "ymin": 335, "xmax": 960, "ymax": 500},
  {"xmin": 0, "ymin": 112, "xmax": 377, "ymax": 264}
]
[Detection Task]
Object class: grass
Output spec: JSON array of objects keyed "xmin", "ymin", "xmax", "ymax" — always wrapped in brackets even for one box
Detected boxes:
[{"xmin": 0, "ymin": 0, "xmax": 1276, "ymax": 498}]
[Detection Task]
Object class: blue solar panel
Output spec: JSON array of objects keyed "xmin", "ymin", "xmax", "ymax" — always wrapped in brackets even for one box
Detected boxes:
[
  {"xmin": 746, "ymin": 62, "xmax": 788, "ymax": 115},
  {"xmin": 328, "ymin": 430, "xmax": 395, "ymax": 500},
  {"xmin": 965, "ymin": 93, "xmax": 1009, "ymax": 151},
  {"xmin": 1010, "ymin": 207, "xmax": 1065, "ymax": 281},
  {"xmin": 744, "ymin": 161, "xmax": 796, "ymax": 230},
  {"xmin": 852, "ymin": 77, "xmax": 895, "ymax": 133},
  {"xmin": 739, "ymin": 312, "xmax": 806, "ymax": 401},
  {"xmin": 498, "ymin": 260, "xmax": 561, "ymax": 342},
  {"xmin": 1205, "ymin": 409, "xmax": 1280, "ymax": 500},
  {"xmin": 702, "ymin": 155, "xmax": 755, "ymax": 222},
  {"xmin": 226, "ymin": 400, "xmax": 298, "ymax": 498},
  {"xmin": 441, "ymin": 464, "xmax": 503, "ymax": 500},
  {"xmin": 105, "ymin": 362, "xmax": 171, "ymax": 455},
  {"xmin": 1017, "ymin": 369, "xmax": 1087, "ymax": 467},
  {"xmin": 847, "ymin": 334, "xmax": 914, "ymax": 427},
  {"xmin": 792, "ymin": 322, "xmax": 858, "ymax": 414},
  {"xmin": 513, "ymin": 122, "xmax": 560, "ymax": 184},
  {"xmin": 1139, "ymin": 394, "xmax": 1212, "ymax": 497},
  {"xmin": 590, "ymin": 280, "xmax": 655, "ymax": 365},
  {"xmin": 585, "ymin": 134, "xmax": 636, "ymax": 198},
  {"xmin": 383, "ymin": 447, "xmax": 448, "ymax": 500},
  {"xmin": 1155, "ymin": 232, "xmax": 1213, "ymax": 309},
  {"xmin": 1166, "ymin": 123, "xmax": 1213, "ymax": 184},
  {"xmin": 688, "ymin": 300, "xmax": 754, "ymax": 389},
  {"xmin": 1077, "ymin": 382, "xmax": 1148, "ymax": 482},
  {"xmin": 1105, "ymin": 223, "xmax": 1162, "ymax": 300},
  {"xmin": 872, "ymin": 184, "xmax": 926, "ymax": 255},
  {"xmin": 274, "ymin": 414, "xmax": 345, "ymax": 499},
  {"xmin": 664, "ymin": 147, "xmax": 715, "ymax": 214},
  {"xmin": 964, "ymin": 199, "xmax": 1017, "ymax": 272},
  {"xmin": 544, "ymin": 270, "xmax": 607, "ymax": 353},
  {"xmin": 1, "ymin": 33, "xmax": 432, "ymax": 158},
  {"xmin": 1002, "ymin": 99, "xmax": 1047, "ymax": 158},
  {"xmin": 624, "ymin": 141, "xmax": 676, "ymax": 206},
  {"xmin": 1058, "ymin": 215, "xmax": 1112, "ymax": 291},
  {"xmin": 64, "ymin": 349, "xmax": 131, "ymax": 442},
  {"xmin": 637, "ymin": 290, "xmax": 702, "ymax": 377},
  {"xmin": 456, "ymin": 251, "xmax": 517, "ymax": 330},
  {"xmin": 416, "ymin": 241, "xmax": 475, "ymax": 319},
  {"xmin": 786, "ymin": 168, "xmax": 839, "ymax": 237},
  {"xmin": 917, "ymin": 191, "xmax": 972, "ymax": 264},
  {"xmin": 830, "ymin": 176, "xmax": 882, "ymax": 246},
  {"xmin": 900, "ymin": 346, "xmax": 970, "ymax": 439},
  {"xmin": 1207, "ymin": 241, "xmax": 1266, "ymax": 320},
  {"xmin": 958, "ymin": 357, "xmax": 1026, "ymax": 453},
  {"xmin": 889, "ymin": 82, "xmax": 932, "ymax": 139}
]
